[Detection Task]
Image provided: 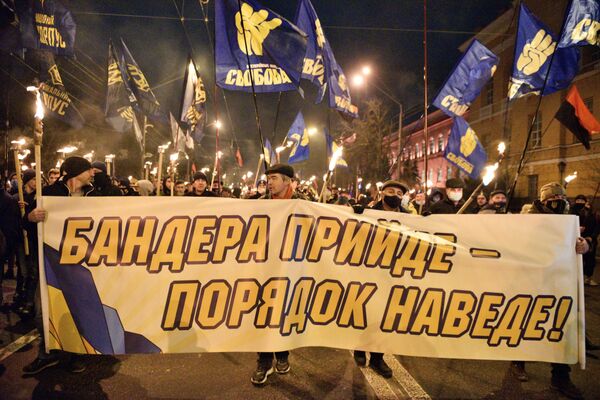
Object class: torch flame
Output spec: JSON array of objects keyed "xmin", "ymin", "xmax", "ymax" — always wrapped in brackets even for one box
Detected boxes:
[
  {"xmin": 497, "ymin": 142, "xmax": 506, "ymax": 155},
  {"xmin": 565, "ymin": 171, "xmax": 578, "ymax": 183},
  {"xmin": 170, "ymin": 153, "xmax": 179, "ymax": 162},
  {"xmin": 482, "ymin": 163, "xmax": 499, "ymax": 186},
  {"xmin": 329, "ymin": 147, "xmax": 343, "ymax": 171}
]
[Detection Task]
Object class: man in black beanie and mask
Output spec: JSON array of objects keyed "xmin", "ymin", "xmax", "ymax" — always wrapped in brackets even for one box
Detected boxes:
[
  {"xmin": 186, "ymin": 171, "xmax": 216, "ymax": 197},
  {"xmin": 571, "ymin": 194, "xmax": 598, "ymax": 286},
  {"xmin": 91, "ymin": 161, "xmax": 122, "ymax": 196}
]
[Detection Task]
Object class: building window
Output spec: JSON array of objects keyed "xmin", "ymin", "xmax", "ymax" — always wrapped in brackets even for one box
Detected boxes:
[
  {"xmin": 530, "ymin": 112, "xmax": 542, "ymax": 149},
  {"xmin": 415, "ymin": 143, "xmax": 420, "ymax": 158},
  {"xmin": 429, "ymin": 168, "xmax": 433, "ymax": 183},
  {"xmin": 438, "ymin": 134, "xmax": 444, "ymax": 152},
  {"xmin": 447, "ymin": 166, "xmax": 453, "ymax": 180},
  {"xmin": 485, "ymin": 81, "xmax": 494, "ymax": 106},
  {"xmin": 429, "ymin": 137, "xmax": 435, "ymax": 154},
  {"xmin": 403, "ymin": 148, "xmax": 409, "ymax": 161},
  {"xmin": 437, "ymin": 167, "xmax": 443, "ymax": 183},
  {"xmin": 422, "ymin": 140, "xmax": 426, "ymax": 156},
  {"xmin": 528, "ymin": 175, "xmax": 538, "ymax": 200}
]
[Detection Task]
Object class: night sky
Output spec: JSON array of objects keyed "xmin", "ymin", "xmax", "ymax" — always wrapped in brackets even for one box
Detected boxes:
[{"xmin": 2, "ymin": 0, "xmax": 514, "ymax": 176}]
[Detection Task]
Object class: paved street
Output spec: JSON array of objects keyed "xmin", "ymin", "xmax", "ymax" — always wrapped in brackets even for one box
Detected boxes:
[{"xmin": 2, "ymin": 277, "xmax": 600, "ymax": 400}]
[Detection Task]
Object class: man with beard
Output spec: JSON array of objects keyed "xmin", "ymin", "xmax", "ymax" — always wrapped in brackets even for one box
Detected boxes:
[
  {"xmin": 91, "ymin": 161, "xmax": 122, "ymax": 196},
  {"xmin": 185, "ymin": 172, "xmax": 217, "ymax": 197},
  {"xmin": 478, "ymin": 189, "xmax": 507, "ymax": 214}
]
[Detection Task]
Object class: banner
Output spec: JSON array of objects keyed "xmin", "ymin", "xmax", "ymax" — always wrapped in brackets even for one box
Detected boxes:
[
  {"xmin": 432, "ymin": 39, "xmax": 499, "ymax": 117},
  {"xmin": 286, "ymin": 111, "xmax": 310, "ymax": 164},
  {"xmin": 40, "ymin": 198, "xmax": 584, "ymax": 365},
  {"xmin": 215, "ymin": 0, "xmax": 307, "ymax": 92},
  {"xmin": 105, "ymin": 40, "xmax": 135, "ymax": 133},
  {"xmin": 37, "ymin": 50, "xmax": 85, "ymax": 129},
  {"xmin": 295, "ymin": 0, "xmax": 358, "ymax": 118},
  {"xmin": 18, "ymin": 0, "xmax": 76, "ymax": 56},
  {"xmin": 509, "ymin": 3, "xmax": 580, "ymax": 100},
  {"xmin": 444, "ymin": 117, "xmax": 487, "ymax": 179},
  {"xmin": 559, "ymin": 0, "xmax": 600, "ymax": 48},
  {"xmin": 180, "ymin": 58, "xmax": 206, "ymax": 144}
]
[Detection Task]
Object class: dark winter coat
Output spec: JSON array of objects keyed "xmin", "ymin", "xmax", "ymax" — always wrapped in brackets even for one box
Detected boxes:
[{"xmin": 426, "ymin": 198, "xmax": 466, "ymax": 215}]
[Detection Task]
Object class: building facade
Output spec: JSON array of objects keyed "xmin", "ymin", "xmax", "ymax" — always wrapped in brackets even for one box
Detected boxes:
[{"xmin": 390, "ymin": 0, "xmax": 600, "ymax": 206}]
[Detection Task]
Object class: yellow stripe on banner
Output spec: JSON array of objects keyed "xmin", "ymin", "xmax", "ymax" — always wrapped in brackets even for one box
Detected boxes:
[
  {"xmin": 48, "ymin": 319, "xmax": 63, "ymax": 350},
  {"xmin": 469, "ymin": 248, "xmax": 501, "ymax": 259},
  {"xmin": 48, "ymin": 286, "xmax": 94, "ymax": 354}
]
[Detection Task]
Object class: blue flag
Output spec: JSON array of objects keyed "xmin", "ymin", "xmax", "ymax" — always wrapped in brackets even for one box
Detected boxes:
[
  {"xmin": 18, "ymin": 0, "xmax": 76, "ymax": 56},
  {"xmin": 115, "ymin": 38, "xmax": 165, "ymax": 122},
  {"xmin": 559, "ymin": 0, "xmax": 600, "ymax": 48},
  {"xmin": 285, "ymin": 112, "xmax": 310, "ymax": 164},
  {"xmin": 37, "ymin": 50, "xmax": 84, "ymax": 129},
  {"xmin": 105, "ymin": 40, "xmax": 136, "ymax": 133},
  {"xmin": 263, "ymin": 138, "xmax": 276, "ymax": 166},
  {"xmin": 215, "ymin": 0, "xmax": 307, "ymax": 93},
  {"xmin": 432, "ymin": 39, "xmax": 499, "ymax": 117},
  {"xmin": 444, "ymin": 117, "xmax": 487, "ymax": 179},
  {"xmin": 509, "ymin": 3, "xmax": 580, "ymax": 100},
  {"xmin": 180, "ymin": 58, "xmax": 206, "ymax": 144},
  {"xmin": 295, "ymin": 0, "xmax": 358, "ymax": 118}
]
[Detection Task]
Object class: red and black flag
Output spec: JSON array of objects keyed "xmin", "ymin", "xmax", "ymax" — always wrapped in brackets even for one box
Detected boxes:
[
  {"xmin": 235, "ymin": 147, "xmax": 243, "ymax": 167},
  {"xmin": 555, "ymin": 85, "xmax": 600, "ymax": 149}
]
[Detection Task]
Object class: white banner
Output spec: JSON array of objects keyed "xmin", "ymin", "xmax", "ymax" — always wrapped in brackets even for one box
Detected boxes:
[{"xmin": 40, "ymin": 197, "xmax": 584, "ymax": 365}]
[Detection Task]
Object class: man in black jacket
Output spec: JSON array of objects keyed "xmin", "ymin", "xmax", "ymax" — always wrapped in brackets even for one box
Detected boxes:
[
  {"xmin": 185, "ymin": 172, "xmax": 217, "ymax": 197},
  {"xmin": 572, "ymin": 194, "xmax": 598, "ymax": 286},
  {"xmin": 21, "ymin": 156, "xmax": 95, "ymax": 375},
  {"xmin": 427, "ymin": 178, "xmax": 467, "ymax": 215},
  {"xmin": 90, "ymin": 161, "xmax": 122, "ymax": 196}
]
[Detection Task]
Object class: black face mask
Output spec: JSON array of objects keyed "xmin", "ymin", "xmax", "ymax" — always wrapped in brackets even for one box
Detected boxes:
[
  {"xmin": 545, "ymin": 199, "xmax": 567, "ymax": 214},
  {"xmin": 383, "ymin": 195, "xmax": 401, "ymax": 209},
  {"xmin": 572, "ymin": 203, "xmax": 585, "ymax": 213},
  {"xmin": 495, "ymin": 201, "xmax": 507, "ymax": 210}
]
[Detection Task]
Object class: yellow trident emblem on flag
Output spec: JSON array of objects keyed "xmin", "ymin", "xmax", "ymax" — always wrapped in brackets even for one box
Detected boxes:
[{"xmin": 235, "ymin": 3, "xmax": 282, "ymax": 56}]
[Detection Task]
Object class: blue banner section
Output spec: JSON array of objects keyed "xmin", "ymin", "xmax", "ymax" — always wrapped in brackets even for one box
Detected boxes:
[
  {"xmin": 38, "ymin": 50, "xmax": 84, "ymax": 129},
  {"xmin": 18, "ymin": 0, "xmax": 76, "ymax": 56},
  {"xmin": 180, "ymin": 59, "xmax": 206, "ymax": 144},
  {"xmin": 559, "ymin": 0, "xmax": 600, "ymax": 48},
  {"xmin": 116, "ymin": 38, "xmax": 165, "ymax": 122},
  {"xmin": 215, "ymin": 0, "xmax": 307, "ymax": 93},
  {"xmin": 509, "ymin": 3, "xmax": 580, "ymax": 100},
  {"xmin": 105, "ymin": 40, "xmax": 135, "ymax": 133},
  {"xmin": 432, "ymin": 39, "xmax": 499, "ymax": 117},
  {"xmin": 444, "ymin": 117, "xmax": 487, "ymax": 179},
  {"xmin": 263, "ymin": 138, "xmax": 276, "ymax": 166},
  {"xmin": 285, "ymin": 111, "xmax": 310, "ymax": 164},
  {"xmin": 295, "ymin": 0, "xmax": 358, "ymax": 118}
]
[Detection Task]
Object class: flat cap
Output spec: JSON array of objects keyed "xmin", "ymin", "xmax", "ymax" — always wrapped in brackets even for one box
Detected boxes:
[{"xmin": 265, "ymin": 163, "xmax": 294, "ymax": 178}]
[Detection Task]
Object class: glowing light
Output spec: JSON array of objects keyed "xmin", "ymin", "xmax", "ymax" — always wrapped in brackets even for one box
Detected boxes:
[
  {"xmin": 286, "ymin": 141, "xmax": 294, "ymax": 148},
  {"xmin": 565, "ymin": 171, "xmax": 578, "ymax": 183},
  {"xmin": 497, "ymin": 142, "xmax": 506, "ymax": 155},
  {"xmin": 158, "ymin": 143, "xmax": 170, "ymax": 153},
  {"xmin": 352, "ymin": 74, "xmax": 365, "ymax": 87},
  {"xmin": 57, "ymin": 146, "xmax": 78, "ymax": 154},
  {"xmin": 216, "ymin": 151, "xmax": 223, "ymax": 159},
  {"xmin": 170, "ymin": 153, "xmax": 179, "ymax": 162},
  {"xmin": 83, "ymin": 152, "xmax": 94, "ymax": 161},
  {"xmin": 409, "ymin": 189, "xmax": 416, "ymax": 194},
  {"xmin": 11, "ymin": 139, "xmax": 26, "ymax": 146},
  {"xmin": 357, "ymin": 178, "xmax": 363, "ymax": 183},
  {"xmin": 328, "ymin": 147, "xmax": 343, "ymax": 171},
  {"xmin": 301, "ymin": 180, "xmax": 306, "ymax": 185},
  {"xmin": 365, "ymin": 183, "xmax": 372, "ymax": 190},
  {"xmin": 55, "ymin": 160, "xmax": 62, "ymax": 168},
  {"xmin": 246, "ymin": 171, "xmax": 253, "ymax": 178},
  {"xmin": 21, "ymin": 165, "xmax": 29, "ymax": 171},
  {"xmin": 215, "ymin": 120, "xmax": 223, "ymax": 129},
  {"xmin": 260, "ymin": 174, "xmax": 266, "ymax": 180},
  {"xmin": 128, "ymin": 176, "xmax": 133, "ymax": 181},
  {"xmin": 145, "ymin": 161, "xmax": 152, "ymax": 166},
  {"xmin": 151, "ymin": 167, "xmax": 158, "ymax": 175},
  {"xmin": 309, "ymin": 175, "xmax": 316, "ymax": 181},
  {"xmin": 242, "ymin": 174, "xmax": 247, "ymax": 180},
  {"xmin": 376, "ymin": 181, "xmax": 383, "ymax": 189},
  {"xmin": 201, "ymin": 167, "xmax": 210, "ymax": 173},
  {"xmin": 188, "ymin": 61, "xmax": 197, "ymax": 84},
  {"xmin": 105, "ymin": 154, "xmax": 115, "ymax": 162},
  {"xmin": 275, "ymin": 146, "xmax": 287, "ymax": 154},
  {"xmin": 18, "ymin": 150, "xmax": 31, "ymax": 160},
  {"xmin": 27, "ymin": 86, "xmax": 44, "ymax": 120},
  {"xmin": 31, "ymin": 162, "xmax": 36, "ymax": 167},
  {"xmin": 482, "ymin": 163, "xmax": 499, "ymax": 186},
  {"xmin": 308, "ymin": 127, "xmax": 317, "ymax": 136},
  {"xmin": 362, "ymin": 66, "xmax": 372, "ymax": 76},
  {"xmin": 222, "ymin": 173, "xmax": 227, "ymax": 179}
]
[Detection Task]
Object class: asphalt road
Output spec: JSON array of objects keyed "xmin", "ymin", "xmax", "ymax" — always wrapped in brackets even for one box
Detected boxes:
[{"xmin": 2, "ymin": 278, "xmax": 600, "ymax": 400}]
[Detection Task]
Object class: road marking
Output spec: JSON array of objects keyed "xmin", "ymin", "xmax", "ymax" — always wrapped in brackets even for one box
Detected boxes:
[
  {"xmin": 0, "ymin": 330, "xmax": 39, "ymax": 362},
  {"xmin": 385, "ymin": 355, "xmax": 431, "ymax": 400},
  {"xmin": 350, "ymin": 352, "xmax": 431, "ymax": 399}
]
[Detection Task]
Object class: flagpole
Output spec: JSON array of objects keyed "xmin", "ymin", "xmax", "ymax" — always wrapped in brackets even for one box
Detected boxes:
[
  {"xmin": 157, "ymin": 146, "xmax": 165, "ymax": 197},
  {"xmin": 236, "ymin": 0, "xmax": 269, "ymax": 172},
  {"xmin": 506, "ymin": 0, "xmax": 571, "ymax": 211},
  {"xmin": 140, "ymin": 115, "xmax": 147, "ymax": 178},
  {"xmin": 423, "ymin": 0, "xmax": 429, "ymax": 197}
]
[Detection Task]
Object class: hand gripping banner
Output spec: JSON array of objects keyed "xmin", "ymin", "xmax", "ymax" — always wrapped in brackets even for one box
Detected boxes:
[{"xmin": 40, "ymin": 198, "xmax": 585, "ymax": 366}]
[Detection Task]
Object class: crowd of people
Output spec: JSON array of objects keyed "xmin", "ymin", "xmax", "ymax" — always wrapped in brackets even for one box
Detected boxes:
[{"xmin": 0, "ymin": 156, "xmax": 599, "ymax": 399}]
